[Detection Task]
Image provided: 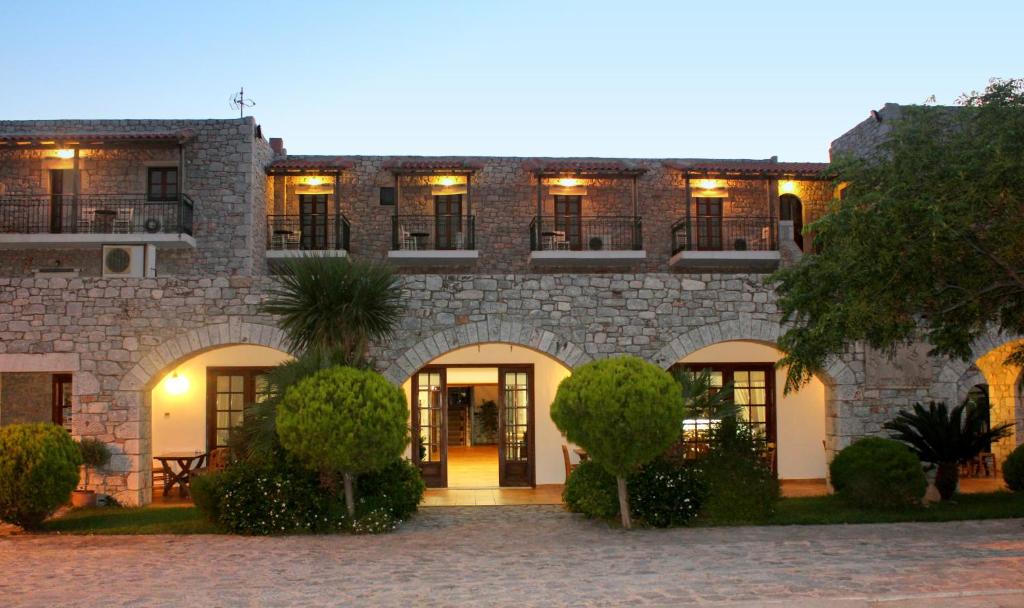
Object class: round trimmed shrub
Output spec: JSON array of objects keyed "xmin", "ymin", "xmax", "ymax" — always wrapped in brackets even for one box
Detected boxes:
[
  {"xmin": 0, "ymin": 423, "xmax": 82, "ymax": 529},
  {"xmin": 563, "ymin": 460, "xmax": 619, "ymax": 520},
  {"xmin": 628, "ymin": 457, "xmax": 707, "ymax": 528},
  {"xmin": 830, "ymin": 437, "xmax": 926, "ymax": 509},
  {"xmin": 1003, "ymin": 443, "xmax": 1024, "ymax": 492}
]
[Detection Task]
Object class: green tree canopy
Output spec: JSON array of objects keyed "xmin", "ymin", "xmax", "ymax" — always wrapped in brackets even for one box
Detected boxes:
[
  {"xmin": 551, "ymin": 355, "xmax": 684, "ymax": 528},
  {"xmin": 772, "ymin": 78, "xmax": 1024, "ymax": 391},
  {"xmin": 276, "ymin": 366, "xmax": 409, "ymax": 517}
]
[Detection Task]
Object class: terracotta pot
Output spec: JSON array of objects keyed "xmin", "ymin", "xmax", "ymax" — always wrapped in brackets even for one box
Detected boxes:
[{"xmin": 71, "ymin": 490, "xmax": 97, "ymax": 508}]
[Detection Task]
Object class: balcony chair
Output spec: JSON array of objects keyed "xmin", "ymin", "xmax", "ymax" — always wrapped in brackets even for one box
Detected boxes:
[
  {"xmin": 453, "ymin": 232, "xmax": 464, "ymax": 250},
  {"xmin": 113, "ymin": 208, "xmax": 134, "ymax": 233},
  {"xmin": 400, "ymin": 228, "xmax": 418, "ymax": 250},
  {"xmin": 283, "ymin": 231, "xmax": 301, "ymax": 250},
  {"xmin": 546, "ymin": 230, "xmax": 570, "ymax": 251}
]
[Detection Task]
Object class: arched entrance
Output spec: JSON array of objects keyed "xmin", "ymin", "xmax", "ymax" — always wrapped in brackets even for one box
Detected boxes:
[
  {"xmin": 401, "ymin": 343, "xmax": 572, "ymax": 489},
  {"xmin": 780, "ymin": 193, "xmax": 803, "ymax": 250}
]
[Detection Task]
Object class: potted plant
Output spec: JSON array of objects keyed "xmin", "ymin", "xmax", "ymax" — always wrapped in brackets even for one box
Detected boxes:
[{"xmin": 71, "ymin": 438, "xmax": 111, "ymax": 508}]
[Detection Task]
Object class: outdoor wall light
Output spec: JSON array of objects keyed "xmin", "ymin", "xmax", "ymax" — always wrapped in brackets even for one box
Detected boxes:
[
  {"xmin": 557, "ymin": 178, "xmax": 579, "ymax": 188},
  {"xmin": 781, "ymin": 180, "xmax": 796, "ymax": 194},
  {"xmin": 698, "ymin": 179, "xmax": 719, "ymax": 190},
  {"xmin": 438, "ymin": 176, "xmax": 457, "ymax": 187},
  {"xmin": 55, "ymin": 149, "xmax": 75, "ymax": 159},
  {"xmin": 165, "ymin": 372, "xmax": 189, "ymax": 395},
  {"xmin": 306, "ymin": 176, "xmax": 324, "ymax": 186}
]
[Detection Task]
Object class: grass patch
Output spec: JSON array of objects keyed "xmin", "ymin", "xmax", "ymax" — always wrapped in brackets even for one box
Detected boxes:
[
  {"xmin": 769, "ymin": 491, "xmax": 1024, "ymax": 526},
  {"xmin": 42, "ymin": 506, "xmax": 219, "ymax": 535}
]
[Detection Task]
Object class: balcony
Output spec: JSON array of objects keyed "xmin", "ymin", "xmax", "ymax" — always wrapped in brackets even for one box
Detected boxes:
[
  {"xmin": 669, "ymin": 216, "xmax": 780, "ymax": 272},
  {"xmin": 266, "ymin": 214, "xmax": 350, "ymax": 260},
  {"xmin": 388, "ymin": 214, "xmax": 478, "ymax": 264},
  {"xmin": 0, "ymin": 194, "xmax": 195, "ymax": 248},
  {"xmin": 529, "ymin": 215, "xmax": 646, "ymax": 266}
]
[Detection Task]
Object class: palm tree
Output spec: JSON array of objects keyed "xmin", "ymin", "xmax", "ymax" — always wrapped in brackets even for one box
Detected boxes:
[
  {"xmin": 883, "ymin": 400, "xmax": 1012, "ymax": 500},
  {"xmin": 261, "ymin": 256, "xmax": 404, "ymax": 366}
]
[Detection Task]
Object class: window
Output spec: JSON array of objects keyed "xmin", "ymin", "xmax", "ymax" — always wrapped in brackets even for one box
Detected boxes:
[
  {"xmin": 52, "ymin": 374, "xmax": 72, "ymax": 431},
  {"xmin": 206, "ymin": 368, "xmax": 270, "ymax": 450},
  {"xmin": 379, "ymin": 186, "xmax": 395, "ymax": 206},
  {"xmin": 147, "ymin": 167, "xmax": 178, "ymax": 201}
]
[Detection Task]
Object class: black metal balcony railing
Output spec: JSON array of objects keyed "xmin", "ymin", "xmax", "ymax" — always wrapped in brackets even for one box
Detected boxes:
[
  {"xmin": 671, "ymin": 217, "xmax": 777, "ymax": 254},
  {"xmin": 267, "ymin": 214, "xmax": 350, "ymax": 251},
  {"xmin": 0, "ymin": 194, "xmax": 194, "ymax": 236},
  {"xmin": 529, "ymin": 215, "xmax": 643, "ymax": 251},
  {"xmin": 391, "ymin": 214, "xmax": 475, "ymax": 250}
]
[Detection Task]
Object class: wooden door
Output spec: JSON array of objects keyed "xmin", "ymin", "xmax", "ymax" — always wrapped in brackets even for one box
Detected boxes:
[
  {"xmin": 49, "ymin": 169, "xmax": 67, "ymax": 233},
  {"xmin": 412, "ymin": 368, "xmax": 448, "ymax": 487},
  {"xmin": 206, "ymin": 368, "xmax": 270, "ymax": 451},
  {"xmin": 434, "ymin": 195, "xmax": 462, "ymax": 249},
  {"xmin": 299, "ymin": 194, "xmax": 329, "ymax": 250},
  {"xmin": 780, "ymin": 194, "xmax": 803, "ymax": 250},
  {"xmin": 695, "ymin": 198, "xmax": 723, "ymax": 250},
  {"xmin": 498, "ymin": 366, "xmax": 534, "ymax": 487},
  {"xmin": 51, "ymin": 374, "xmax": 72, "ymax": 431},
  {"xmin": 553, "ymin": 195, "xmax": 582, "ymax": 250}
]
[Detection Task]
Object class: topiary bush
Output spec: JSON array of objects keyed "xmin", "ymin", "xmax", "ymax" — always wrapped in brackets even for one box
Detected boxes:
[
  {"xmin": 830, "ymin": 437, "xmax": 927, "ymax": 509},
  {"xmin": 0, "ymin": 423, "xmax": 82, "ymax": 529},
  {"xmin": 563, "ymin": 460, "xmax": 619, "ymax": 520},
  {"xmin": 628, "ymin": 457, "xmax": 707, "ymax": 528},
  {"xmin": 1003, "ymin": 443, "xmax": 1024, "ymax": 492},
  {"xmin": 356, "ymin": 458, "xmax": 425, "ymax": 522},
  {"xmin": 699, "ymin": 419, "xmax": 779, "ymax": 523}
]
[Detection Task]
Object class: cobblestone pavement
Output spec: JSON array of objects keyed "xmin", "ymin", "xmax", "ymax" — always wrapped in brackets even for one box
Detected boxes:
[{"xmin": 2, "ymin": 507, "xmax": 1024, "ymax": 607}]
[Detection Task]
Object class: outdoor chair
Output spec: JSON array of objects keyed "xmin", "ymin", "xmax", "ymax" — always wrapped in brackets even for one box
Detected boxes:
[
  {"xmin": 562, "ymin": 444, "xmax": 578, "ymax": 482},
  {"xmin": 400, "ymin": 228, "xmax": 418, "ymax": 250},
  {"xmin": 284, "ymin": 231, "xmax": 301, "ymax": 250},
  {"xmin": 189, "ymin": 447, "xmax": 230, "ymax": 480},
  {"xmin": 114, "ymin": 207, "xmax": 133, "ymax": 233}
]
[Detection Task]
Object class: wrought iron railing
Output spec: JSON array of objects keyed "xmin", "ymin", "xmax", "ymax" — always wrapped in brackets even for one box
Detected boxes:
[
  {"xmin": 0, "ymin": 193, "xmax": 194, "ymax": 236},
  {"xmin": 529, "ymin": 215, "xmax": 642, "ymax": 251},
  {"xmin": 391, "ymin": 214, "xmax": 475, "ymax": 250},
  {"xmin": 671, "ymin": 216, "xmax": 776, "ymax": 254},
  {"xmin": 266, "ymin": 214, "xmax": 350, "ymax": 251}
]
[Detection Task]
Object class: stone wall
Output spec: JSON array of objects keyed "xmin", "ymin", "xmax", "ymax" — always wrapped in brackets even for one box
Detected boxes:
[{"xmin": 0, "ymin": 372, "xmax": 52, "ymax": 425}]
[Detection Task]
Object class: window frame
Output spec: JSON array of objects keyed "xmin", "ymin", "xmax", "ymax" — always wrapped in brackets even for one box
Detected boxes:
[
  {"xmin": 205, "ymin": 367, "xmax": 271, "ymax": 451},
  {"xmin": 147, "ymin": 166, "xmax": 179, "ymax": 202}
]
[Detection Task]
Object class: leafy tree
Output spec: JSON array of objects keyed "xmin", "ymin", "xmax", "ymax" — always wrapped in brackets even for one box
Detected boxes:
[
  {"xmin": 883, "ymin": 400, "xmax": 1012, "ymax": 500},
  {"xmin": 772, "ymin": 79, "xmax": 1024, "ymax": 391},
  {"xmin": 261, "ymin": 256, "xmax": 403, "ymax": 366},
  {"xmin": 276, "ymin": 366, "xmax": 409, "ymax": 518},
  {"xmin": 550, "ymin": 356, "xmax": 684, "ymax": 528}
]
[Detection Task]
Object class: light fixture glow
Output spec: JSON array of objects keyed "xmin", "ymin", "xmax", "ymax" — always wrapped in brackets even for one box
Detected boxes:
[
  {"xmin": 557, "ymin": 177, "xmax": 579, "ymax": 188},
  {"xmin": 781, "ymin": 180, "xmax": 796, "ymax": 194},
  {"xmin": 438, "ymin": 176, "xmax": 457, "ymax": 187},
  {"xmin": 165, "ymin": 372, "xmax": 189, "ymax": 395},
  {"xmin": 698, "ymin": 179, "xmax": 719, "ymax": 190},
  {"xmin": 55, "ymin": 149, "xmax": 75, "ymax": 159},
  {"xmin": 306, "ymin": 176, "xmax": 324, "ymax": 186}
]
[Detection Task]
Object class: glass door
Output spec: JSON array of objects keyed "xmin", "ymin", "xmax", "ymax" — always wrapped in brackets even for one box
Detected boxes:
[
  {"xmin": 434, "ymin": 194, "xmax": 462, "ymax": 250},
  {"xmin": 498, "ymin": 366, "xmax": 533, "ymax": 486},
  {"xmin": 299, "ymin": 194, "xmax": 329, "ymax": 250},
  {"xmin": 51, "ymin": 374, "xmax": 72, "ymax": 431},
  {"xmin": 412, "ymin": 368, "xmax": 448, "ymax": 487},
  {"xmin": 206, "ymin": 368, "xmax": 270, "ymax": 451},
  {"xmin": 553, "ymin": 195, "xmax": 582, "ymax": 250},
  {"xmin": 695, "ymin": 197, "xmax": 723, "ymax": 250}
]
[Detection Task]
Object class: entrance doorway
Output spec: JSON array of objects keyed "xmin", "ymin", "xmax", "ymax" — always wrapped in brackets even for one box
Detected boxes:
[
  {"xmin": 780, "ymin": 193, "xmax": 803, "ymax": 250},
  {"xmin": 411, "ymin": 365, "xmax": 535, "ymax": 488}
]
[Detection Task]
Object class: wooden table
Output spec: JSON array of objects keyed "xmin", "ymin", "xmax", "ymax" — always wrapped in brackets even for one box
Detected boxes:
[
  {"xmin": 409, "ymin": 231, "xmax": 429, "ymax": 248},
  {"xmin": 154, "ymin": 452, "xmax": 207, "ymax": 498}
]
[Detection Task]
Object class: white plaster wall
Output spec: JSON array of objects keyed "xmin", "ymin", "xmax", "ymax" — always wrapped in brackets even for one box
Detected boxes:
[
  {"xmin": 401, "ymin": 343, "xmax": 572, "ymax": 485},
  {"xmin": 150, "ymin": 345, "xmax": 292, "ymax": 456},
  {"xmin": 680, "ymin": 341, "xmax": 827, "ymax": 480}
]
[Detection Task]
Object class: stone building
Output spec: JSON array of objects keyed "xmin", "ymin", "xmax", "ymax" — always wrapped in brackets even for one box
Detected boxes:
[{"xmin": 0, "ymin": 110, "xmax": 1019, "ymax": 505}]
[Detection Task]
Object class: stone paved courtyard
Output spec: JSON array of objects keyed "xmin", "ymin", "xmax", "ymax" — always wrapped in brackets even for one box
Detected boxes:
[{"xmin": 2, "ymin": 507, "xmax": 1024, "ymax": 607}]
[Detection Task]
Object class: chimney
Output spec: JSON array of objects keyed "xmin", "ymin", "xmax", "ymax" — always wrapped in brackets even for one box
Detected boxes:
[{"xmin": 269, "ymin": 138, "xmax": 286, "ymax": 155}]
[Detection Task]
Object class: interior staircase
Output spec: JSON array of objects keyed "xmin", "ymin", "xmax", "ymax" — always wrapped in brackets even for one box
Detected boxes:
[{"xmin": 448, "ymin": 404, "xmax": 468, "ymax": 447}]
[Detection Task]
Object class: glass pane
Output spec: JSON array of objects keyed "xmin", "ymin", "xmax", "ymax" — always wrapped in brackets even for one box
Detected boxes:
[
  {"xmin": 734, "ymin": 371, "xmax": 750, "ymax": 386},
  {"xmin": 216, "ymin": 394, "xmax": 228, "ymax": 409},
  {"xmin": 230, "ymin": 376, "xmax": 243, "ymax": 392},
  {"xmin": 216, "ymin": 412, "xmax": 229, "ymax": 427},
  {"xmin": 230, "ymin": 411, "xmax": 243, "ymax": 427},
  {"xmin": 749, "ymin": 407, "xmax": 766, "ymax": 424},
  {"xmin": 216, "ymin": 430, "xmax": 229, "ymax": 446},
  {"xmin": 217, "ymin": 376, "xmax": 229, "ymax": 392},
  {"xmin": 230, "ymin": 394, "xmax": 243, "ymax": 409}
]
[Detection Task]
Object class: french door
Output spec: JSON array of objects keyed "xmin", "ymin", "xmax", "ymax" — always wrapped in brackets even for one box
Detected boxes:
[
  {"xmin": 206, "ymin": 368, "xmax": 270, "ymax": 451},
  {"xmin": 554, "ymin": 195, "xmax": 582, "ymax": 250},
  {"xmin": 681, "ymin": 362, "xmax": 776, "ymax": 472},
  {"xmin": 49, "ymin": 169, "xmax": 69, "ymax": 233},
  {"xmin": 498, "ymin": 366, "xmax": 534, "ymax": 486},
  {"xmin": 52, "ymin": 374, "xmax": 72, "ymax": 431},
  {"xmin": 434, "ymin": 194, "xmax": 462, "ymax": 250},
  {"xmin": 780, "ymin": 194, "xmax": 803, "ymax": 250},
  {"xmin": 694, "ymin": 197, "xmax": 723, "ymax": 251},
  {"xmin": 299, "ymin": 194, "xmax": 329, "ymax": 250},
  {"xmin": 412, "ymin": 368, "xmax": 448, "ymax": 487}
]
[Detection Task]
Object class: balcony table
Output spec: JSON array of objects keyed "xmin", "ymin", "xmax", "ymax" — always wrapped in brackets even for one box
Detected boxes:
[
  {"xmin": 153, "ymin": 451, "xmax": 208, "ymax": 498},
  {"xmin": 409, "ymin": 231, "xmax": 429, "ymax": 249},
  {"xmin": 93, "ymin": 209, "xmax": 116, "ymax": 233}
]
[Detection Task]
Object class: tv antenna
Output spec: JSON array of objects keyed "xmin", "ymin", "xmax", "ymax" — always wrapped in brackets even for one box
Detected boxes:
[{"xmin": 229, "ymin": 86, "xmax": 255, "ymax": 118}]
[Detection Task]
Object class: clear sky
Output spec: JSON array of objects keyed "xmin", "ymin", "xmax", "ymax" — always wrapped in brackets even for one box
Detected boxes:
[{"xmin": 3, "ymin": 1, "xmax": 1020, "ymax": 161}]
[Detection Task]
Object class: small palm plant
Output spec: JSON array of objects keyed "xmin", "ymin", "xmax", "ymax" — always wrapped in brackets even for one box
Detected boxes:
[
  {"xmin": 261, "ymin": 256, "xmax": 404, "ymax": 366},
  {"xmin": 883, "ymin": 400, "xmax": 1012, "ymax": 500}
]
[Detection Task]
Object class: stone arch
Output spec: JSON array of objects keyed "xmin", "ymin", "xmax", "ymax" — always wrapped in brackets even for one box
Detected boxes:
[
  {"xmin": 382, "ymin": 320, "xmax": 589, "ymax": 384},
  {"xmin": 108, "ymin": 321, "xmax": 291, "ymax": 506}
]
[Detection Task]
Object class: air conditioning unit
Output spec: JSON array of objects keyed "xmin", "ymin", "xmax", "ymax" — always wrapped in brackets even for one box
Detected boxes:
[{"xmin": 102, "ymin": 244, "xmax": 156, "ymax": 278}]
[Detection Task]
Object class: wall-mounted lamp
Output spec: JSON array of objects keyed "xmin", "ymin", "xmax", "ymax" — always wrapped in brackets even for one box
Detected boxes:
[
  {"xmin": 557, "ymin": 177, "xmax": 579, "ymax": 188},
  {"xmin": 438, "ymin": 176, "xmax": 457, "ymax": 187},
  {"xmin": 165, "ymin": 372, "xmax": 189, "ymax": 395},
  {"xmin": 55, "ymin": 149, "xmax": 75, "ymax": 159},
  {"xmin": 305, "ymin": 176, "xmax": 324, "ymax": 187},
  {"xmin": 698, "ymin": 179, "xmax": 719, "ymax": 190},
  {"xmin": 780, "ymin": 180, "xmax": 796, "ymax": 194}
]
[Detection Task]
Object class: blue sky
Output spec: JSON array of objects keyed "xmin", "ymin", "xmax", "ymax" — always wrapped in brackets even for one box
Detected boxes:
[{"xmin": 3, "ymin": 1, "xmax": 1020, "ymax": 161}]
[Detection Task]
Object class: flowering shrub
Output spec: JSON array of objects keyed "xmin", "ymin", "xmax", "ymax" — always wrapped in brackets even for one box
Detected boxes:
[
  {"xmin": 628, "ymin": 457, "xmax": 707, "ymax": 528},
  {"xmin": 356, "ymin": 459, "xmax": 425, "ymax": 522},
  {"xmin": 563, "ymin": 460, "xmax": 620, "ymax": 520}
]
